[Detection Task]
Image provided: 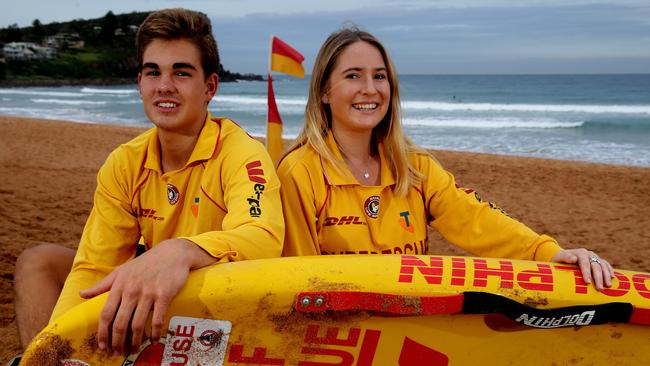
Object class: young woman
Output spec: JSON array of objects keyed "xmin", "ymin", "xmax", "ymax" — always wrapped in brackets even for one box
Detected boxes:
[{"xmin": 277, "ymin": 27, "xmax": 614, "ymax": 289}]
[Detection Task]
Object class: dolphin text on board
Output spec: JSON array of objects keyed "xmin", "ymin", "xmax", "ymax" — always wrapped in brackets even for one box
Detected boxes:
[{"xmin": 397, "ymin": 255, "xmax": 650, "ymax": 298}]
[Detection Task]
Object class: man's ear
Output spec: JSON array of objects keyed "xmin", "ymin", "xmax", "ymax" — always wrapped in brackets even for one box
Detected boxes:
[
  {"xmin": 206, "ymin": 73, "xmax": 218, "ymax": 97},
  {"xmin": 137, "ymin": 73, "xmax": 143, "ymax": 98}
]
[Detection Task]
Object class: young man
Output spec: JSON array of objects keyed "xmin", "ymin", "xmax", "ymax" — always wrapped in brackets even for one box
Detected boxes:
[{"xmin": 12, "ymin": 8, "xmax": 283, "ymax": 359}]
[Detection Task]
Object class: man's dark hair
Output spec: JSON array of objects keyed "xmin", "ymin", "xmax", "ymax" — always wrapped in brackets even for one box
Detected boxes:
[{"xmin": 136, "ymin": 8, "xmax": 219, "ymax": 78}]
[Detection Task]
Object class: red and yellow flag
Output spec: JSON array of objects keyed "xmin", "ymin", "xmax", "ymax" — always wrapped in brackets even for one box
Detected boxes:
[
  {"xmin": 270, "ymin": 36, "xmax": 305, "ymax": 78},
  {"xmin": 267, "ymin": 73, "xmax": 282, "ymax": 162},
  {"xmin": 267, "ymin": 36, "xmax": 304, "ymax": 166}
]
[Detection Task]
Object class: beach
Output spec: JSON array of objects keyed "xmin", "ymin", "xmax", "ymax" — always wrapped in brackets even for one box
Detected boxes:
[{"xmin": 1, "ymin": 114, "xmax": 650, "ymax": 361}]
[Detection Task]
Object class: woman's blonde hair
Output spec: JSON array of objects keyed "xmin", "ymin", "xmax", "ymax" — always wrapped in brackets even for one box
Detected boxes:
[{"xmin": 286, "ymin": 26, "xmax": 425, "ymax": 195}]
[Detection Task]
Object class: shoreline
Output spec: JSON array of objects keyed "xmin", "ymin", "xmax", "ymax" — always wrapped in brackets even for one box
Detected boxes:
[
  {"xmin": 1, "ymin": 114, "xmax": 649, "ymax": 360},
  {"xmin": 3, "ymin": 113, "xmax": 648, "ymax": 170},
  {"xmin": 0, "ymin": 78, "xmax": 138, "ymax": 88},
  {"xmin": 0, "ymin": 74, "xmax": 263, "ymax": 88}
]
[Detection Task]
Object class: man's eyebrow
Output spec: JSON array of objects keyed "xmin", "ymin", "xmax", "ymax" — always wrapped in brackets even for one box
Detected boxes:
[
  {"xmin": 173, "ymin": 62, "xmax": 198, "ymax": 70},
  {"xmin": 142, "ymin": 62, "xmax": 159, "ymax": 69}
]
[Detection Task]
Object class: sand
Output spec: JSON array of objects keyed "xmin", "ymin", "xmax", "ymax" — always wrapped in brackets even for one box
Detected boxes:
[{"xmin": 1, "ymin": 114, "xmax": 649, "ymax": 361}]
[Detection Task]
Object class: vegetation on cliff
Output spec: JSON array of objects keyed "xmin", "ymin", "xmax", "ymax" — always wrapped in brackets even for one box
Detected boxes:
[{"xmin": 0, "ymin": 11, "xmax": 262, "ymax": 85}]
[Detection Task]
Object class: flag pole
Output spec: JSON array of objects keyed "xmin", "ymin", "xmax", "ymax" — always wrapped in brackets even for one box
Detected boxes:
[
  {"xmin": 268, "ymin": 34, "xmax": 273, "ymax": 76},
  {"xmin": 266, "ymin": 35, "xmax": 283, "ymax": 166},
  {"xmin": 266, "ymin": 34, "xmax": 273, "ymax": 155}
]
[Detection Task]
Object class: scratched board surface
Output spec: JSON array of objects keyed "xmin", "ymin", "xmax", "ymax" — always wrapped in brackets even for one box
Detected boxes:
[{"xmin": 22, "ymin": 255, "xmax": 650, "ymax": 365}]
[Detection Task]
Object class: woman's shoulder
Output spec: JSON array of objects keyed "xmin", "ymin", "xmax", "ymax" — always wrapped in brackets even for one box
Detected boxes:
[
  {"xmin": 277, "ymin": 143, "xmax": 329, "ymax": 193},
  {"xmin": 406, "ymin": 149, "xmax": 443, "ymax": 170},
  {"xmin": 278, "ymin": 143, "xmax": 320, "ymax": 174}
]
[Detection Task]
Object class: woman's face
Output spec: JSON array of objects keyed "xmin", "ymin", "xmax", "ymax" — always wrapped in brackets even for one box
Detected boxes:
[{"xmin": 324, "ymin": 41, "xmax": 390, "ymax": 136}]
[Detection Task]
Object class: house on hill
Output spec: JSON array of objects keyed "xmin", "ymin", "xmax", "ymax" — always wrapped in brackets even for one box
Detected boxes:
[
  {"xmin": 44, "ymin": 33, "xmax": 85, "ymax": 50},
  {"xmin": 3, "ymin": 42, "xmax": 57, "ymax": 60}
]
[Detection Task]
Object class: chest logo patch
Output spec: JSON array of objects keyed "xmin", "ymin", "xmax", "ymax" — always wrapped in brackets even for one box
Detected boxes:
[
  {"xmin": 399, "ymin": 211, "xmax": 415, "ymax": 233},
  {"xmin": 191, "ymin": 197, "xmax": 200, "ymax": 218},
  {"xmin": 167, "ymin": 183, "xmax": 180, "ymax": 205},
  {"xmin": 364, "ymin": 195, "xmax": 380, "ymax": 219}
]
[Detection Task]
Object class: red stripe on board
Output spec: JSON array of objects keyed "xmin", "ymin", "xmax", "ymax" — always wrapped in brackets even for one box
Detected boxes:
[
  {"xmin": 295, "ymin": 291, "xmax": 464, "ymax": 315},
  {"xmin": 630, "ymin": 307, "xmax": 650, "ymax": 325}
]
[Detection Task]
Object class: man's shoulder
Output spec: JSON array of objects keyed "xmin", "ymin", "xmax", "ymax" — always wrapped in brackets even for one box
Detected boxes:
[
  {"xmin": 102, "ymin": 128, "xmax": 155, "ymax": 172},
  {"xmin": 211, "ymin": 117, "xmax": 264, "ymax": 150},
  {"xmin": 204, "ymin": 118, "xmax": 275, "ymax": 180},
  {"xmin": 112, "ymin": 127, "xmax": 156, "ymax": 158}
]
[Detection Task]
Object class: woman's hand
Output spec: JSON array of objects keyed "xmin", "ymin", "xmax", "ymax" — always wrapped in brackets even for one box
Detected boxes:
[{"xmin": 551, "ymin": 248, "xmax": 615, "ymax": 291}]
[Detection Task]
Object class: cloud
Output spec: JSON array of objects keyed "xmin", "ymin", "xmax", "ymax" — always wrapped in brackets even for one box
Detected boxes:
[
  {"xmin": 379, "ymin": 24, "xmax": 476, "ymax": 33},
  {"xmin": 385, "ymin": 0, "xmax": 650, "ymax": 9},
  {"xmin": 2, "ymin": 0, "xmax": 648, "ymax": 74}
]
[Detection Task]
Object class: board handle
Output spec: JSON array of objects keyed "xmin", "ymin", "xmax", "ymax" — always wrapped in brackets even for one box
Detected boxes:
[
  {"xmin": 295, "ymin": 291, "xmax": 650, "ymax": 328},
  {"xmin": 295, "ymin": 291, "xmax": 464, "ymax": 315}
]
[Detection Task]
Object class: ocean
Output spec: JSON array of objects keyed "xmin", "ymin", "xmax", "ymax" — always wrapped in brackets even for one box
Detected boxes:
[{"xmin": 1, "ymin": 74, "xmax": 649, "ymax": 167}]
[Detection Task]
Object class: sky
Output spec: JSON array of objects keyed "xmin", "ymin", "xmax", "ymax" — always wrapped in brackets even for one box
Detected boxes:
[{"xmin": 2, "ymin": 0, "xmax": 649, "ymax": 74}]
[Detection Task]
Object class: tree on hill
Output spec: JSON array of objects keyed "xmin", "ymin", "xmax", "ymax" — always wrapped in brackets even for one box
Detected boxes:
[
  {"xmin": 4, "ymin": 24, "xmax": 23, "ymax": 43},
  {"xmin": 31, "ymin": 19, "xmax": 46, "ymax": 43},
  {"xmin": 99, "ymin": 11, "xmax": 118, "ymax": 42}
]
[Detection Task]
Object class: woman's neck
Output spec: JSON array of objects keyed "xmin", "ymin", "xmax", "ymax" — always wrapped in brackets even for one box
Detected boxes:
[
  {"xmin": 332, "ymin": 128, "xmax": 379, "ymax": 185},
  {"xmin": 332, "ymin": 128, "xmax": 373, "ymax": 163}
]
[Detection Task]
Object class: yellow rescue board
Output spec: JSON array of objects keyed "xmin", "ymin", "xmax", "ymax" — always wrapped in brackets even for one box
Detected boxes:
[{"xmin": 22, "ymin": 255, "xmax": 650, "ymax": 365}]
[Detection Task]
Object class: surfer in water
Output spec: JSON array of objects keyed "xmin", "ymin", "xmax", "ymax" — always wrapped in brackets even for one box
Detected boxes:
[
  {"xmin": 277, "ymin": 26, "xmax": 614, "ymax": 289},
  {"xmin": 10, "ymin": 8, "xmax": 284, "ymax": 361}
]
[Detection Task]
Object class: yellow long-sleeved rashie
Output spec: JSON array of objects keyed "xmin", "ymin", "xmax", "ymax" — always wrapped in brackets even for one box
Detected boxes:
[
  {"xmin": 278, "ymin": 132, "xmax": 561, "ymax": 261},
  {"xmin": 51, "ymin": 115, "xmax": 284, "ymax": 320}
]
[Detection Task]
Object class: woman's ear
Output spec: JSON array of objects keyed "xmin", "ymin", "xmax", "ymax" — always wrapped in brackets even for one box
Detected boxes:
[{"xmin": 321, "ymin": 94, "xmax": 329, "ymax": 104}]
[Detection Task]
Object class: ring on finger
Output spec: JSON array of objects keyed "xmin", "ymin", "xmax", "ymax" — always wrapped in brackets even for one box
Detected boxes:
[{"xmin": 589, "ymin": 255, "xmax": 601, "ymax": 265}]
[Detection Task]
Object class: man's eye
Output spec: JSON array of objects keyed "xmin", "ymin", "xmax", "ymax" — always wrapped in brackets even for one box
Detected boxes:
[
  {"xmin": 145, "ymin": 71, "xmax": 160, "ymax": 76},
  {"xmin": 176, "ymin": 71, "xmax": 191, "ymax": 77}
]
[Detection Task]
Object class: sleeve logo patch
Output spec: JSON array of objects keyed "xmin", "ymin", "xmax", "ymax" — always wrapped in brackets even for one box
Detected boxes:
[{"xmin": 246, "ymin": 160, "xmax": 267, "ymax": 184}]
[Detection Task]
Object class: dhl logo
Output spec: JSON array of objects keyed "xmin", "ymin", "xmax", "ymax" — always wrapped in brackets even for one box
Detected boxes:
[
  {"xmin": 246, "ymin": 160, "xmax": 267, "ymax": 184},
  {"xmin": 138, "ymin": 208, "xmax": 164, "ymax": 221},
  {"xmin": 324, "ymin": 216, "xmax": 365, "ymax": 226}
]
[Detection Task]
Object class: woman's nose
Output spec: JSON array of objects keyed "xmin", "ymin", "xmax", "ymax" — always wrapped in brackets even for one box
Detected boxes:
[{"xmin": 361, "ymin": 76, "xmax": 377, "ymax": 95}]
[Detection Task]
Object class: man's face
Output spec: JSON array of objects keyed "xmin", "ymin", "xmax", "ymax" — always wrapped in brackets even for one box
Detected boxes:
[{"xmin": 138, "ymin": 38, "xmax": 217, "ymax": 136}]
